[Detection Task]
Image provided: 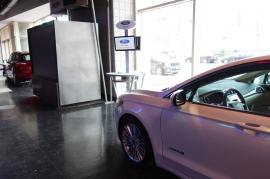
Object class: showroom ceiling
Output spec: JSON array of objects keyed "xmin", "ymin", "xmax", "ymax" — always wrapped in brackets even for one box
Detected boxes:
[
  {"xmin": 0, "ymin": 0, "xmax": 49, "ymax": 29},
  {"xmin": 0, "ymin": 0, "xmax": 48, "ymax": 20}
]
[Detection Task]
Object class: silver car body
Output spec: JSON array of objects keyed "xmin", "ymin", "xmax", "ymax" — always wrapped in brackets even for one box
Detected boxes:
[{"xmin": 115, "ymin": 55, "xmax": 270, "ymax": 179}]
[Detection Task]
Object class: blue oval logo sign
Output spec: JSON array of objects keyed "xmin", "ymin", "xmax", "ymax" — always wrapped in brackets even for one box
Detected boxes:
[
  {"xmin": 116, "ymin": 20, "xmax": 136, "ymax": 30},
  {"xmin": 120, "ymin": 39, "xmax": 130, "ymax": 44},
  {"xmin": 121, "ymin": 21, "xmax": 130, "ymax": 25}
]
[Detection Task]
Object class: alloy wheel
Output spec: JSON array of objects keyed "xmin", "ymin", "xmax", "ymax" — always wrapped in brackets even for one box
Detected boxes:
[{"xmin": 121, "ymin": 123, "xmax": 146, "ymax": 163}]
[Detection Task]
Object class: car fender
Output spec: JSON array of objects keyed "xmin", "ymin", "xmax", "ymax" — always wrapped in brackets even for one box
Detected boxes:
[{"xmin": 116, "ymin": 99, "xmax": 166, "ymax": 163}]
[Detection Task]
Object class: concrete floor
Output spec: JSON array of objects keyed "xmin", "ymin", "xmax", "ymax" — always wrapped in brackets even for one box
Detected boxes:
[{"xmin": 0, "ymin": 76, "xmax": 179, "ymax": 179}]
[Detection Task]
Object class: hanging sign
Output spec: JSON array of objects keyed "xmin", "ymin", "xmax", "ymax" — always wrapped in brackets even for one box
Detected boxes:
[{"xmin": 116, "ymin": 20, "xmax": 136, "ymax": 30}]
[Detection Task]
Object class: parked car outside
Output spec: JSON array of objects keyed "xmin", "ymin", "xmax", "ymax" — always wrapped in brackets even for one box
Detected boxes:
[
  {"xmin": 200, "ymin": 55, "xmax": 219, "ymax": 63},
  {"xmin": 221, "ymin": 53, "xmax": 252, "ymax": 63},
  {"xmin": 115, "ymin": 55, "xmax": 270, "ymax": 179},
  {"xmin": 6, "ymin": 52, "xmax": 32, "ymax": 85},
  {"xmin": 184, "ymin": 56, "xmax": 219, "ymax": 63}
]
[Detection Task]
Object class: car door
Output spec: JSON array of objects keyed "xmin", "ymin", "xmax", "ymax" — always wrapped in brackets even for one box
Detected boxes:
[{"xmin": 161, "ymin": 63, "xmax": 270, "ymax": 179}]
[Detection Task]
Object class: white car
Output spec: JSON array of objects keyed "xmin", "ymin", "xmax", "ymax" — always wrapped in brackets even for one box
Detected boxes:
[{"xmin": 115, "ymin": 55, "xmax": 270, "ymax": 179}]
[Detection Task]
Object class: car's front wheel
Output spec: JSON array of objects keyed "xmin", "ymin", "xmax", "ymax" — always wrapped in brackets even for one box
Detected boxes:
[{"xmin": 120, "ymin": 118, "xmax": 153, "ymax": 166}]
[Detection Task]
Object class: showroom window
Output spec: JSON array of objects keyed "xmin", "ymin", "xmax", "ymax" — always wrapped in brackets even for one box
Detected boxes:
[
  {"xmin": 0, "ymin": 25, "xmax": 14, "ymax": 61},
  {"xmin": 112, "ymin": 0, "xmax": 270, "ymax": 91},
  {"xmin": 194, "ymin": 0, "xmax": 270, "ymax": 75},
  {"xmin": 136, "ymin": 0, "xmax": 193, "ymax": 90},
  {"xmin": 1, "ymin": 40, "xmax": 11, "ymax": 60},
  {"xmin": 136, "ymin": 0, "xmax": 174, "ymax": 10}
]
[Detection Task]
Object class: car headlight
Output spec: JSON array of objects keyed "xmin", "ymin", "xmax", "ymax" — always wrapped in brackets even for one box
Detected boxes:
[{"xmin": 116, "ymin": 97, "xmax": 124, "ymax": 108}]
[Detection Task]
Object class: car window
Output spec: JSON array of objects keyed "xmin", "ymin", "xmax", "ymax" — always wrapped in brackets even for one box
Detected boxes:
[
  {"xmin": 191, "ymin": 69, "xmax": 270, "ymax": 116},
  {"xmin": 254, "ymin": 74, "xmax": 265, "ymax": 84},
  {"xmin": 21, "ymin": 54, "xmax": 31, "ymax": 61}
]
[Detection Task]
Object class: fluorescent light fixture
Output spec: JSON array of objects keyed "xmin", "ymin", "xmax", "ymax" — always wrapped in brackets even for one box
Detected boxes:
[{"xmin": 0, "ymin": 0, "xmax": 19, "ymax": 15}]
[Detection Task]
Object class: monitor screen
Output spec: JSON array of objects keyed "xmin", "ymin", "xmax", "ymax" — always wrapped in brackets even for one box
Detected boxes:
[{"xmin": 114, "ymin": 36, "xmax": 136, "ymax": 51}]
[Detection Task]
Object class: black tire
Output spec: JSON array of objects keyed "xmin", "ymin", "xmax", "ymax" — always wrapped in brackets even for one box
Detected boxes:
[{"xmin": 119, "ymin": 117, "xmax": 154, "ymax": 166}]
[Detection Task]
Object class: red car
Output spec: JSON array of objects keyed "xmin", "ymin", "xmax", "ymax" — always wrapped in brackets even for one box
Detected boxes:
[{"xmin": 6, "ymin": 52, "xmax": 32, "ymax": 85}]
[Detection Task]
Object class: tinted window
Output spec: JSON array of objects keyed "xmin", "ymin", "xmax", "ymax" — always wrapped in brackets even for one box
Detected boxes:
[{"xmin": 22, "ymin": 54, "xmax": 31, "ymax": 61}]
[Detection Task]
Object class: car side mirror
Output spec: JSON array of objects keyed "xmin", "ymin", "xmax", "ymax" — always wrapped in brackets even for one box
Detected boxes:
[{"xmin": 170, "ymin": 89, "xmax": 186, "ymax": 106}]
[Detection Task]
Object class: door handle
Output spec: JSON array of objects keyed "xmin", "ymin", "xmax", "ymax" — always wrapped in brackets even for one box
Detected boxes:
[{"xmin": 234, "ymin": 122, "xmax": 270, "ymax": 135}]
